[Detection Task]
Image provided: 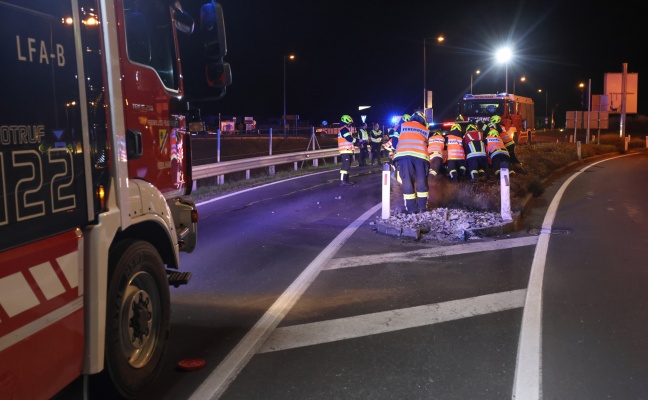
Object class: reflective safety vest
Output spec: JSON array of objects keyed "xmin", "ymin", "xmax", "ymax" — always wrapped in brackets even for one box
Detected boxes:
[
  {"xmin": 485, "ymin": 131, "xmax": 509, "ymax": 160},
  {"xmin": 370, "ymin": 129, "xmax": 383, "ymax": 144},
  {"xmin": 463, "ymin": 129, "xmax": 486, "ymax": 158},
  {"xmin": 358, "ymin": 128, "xmax": 369, "ymax": 141},
  {"xmin": 394, "ymin": 121, "xmax": 429, "ymax": 161},
  {"xmin": 492, "ymin": 123, "xmax": 514, "ymax": 146},
  {"xmin": 445, "ymin": 134, "xmax": 465, "ymax": 160},
  {"xmin": 499, "ymin": 129, "xmax": 514, "ymax": 146},
  {"xmin": 337, "ymin": 125, "xmax": 355, "ymax": 154},
  {"xmin": 427, "ymin": 134, "xmax": 445, "ymax": 159}
]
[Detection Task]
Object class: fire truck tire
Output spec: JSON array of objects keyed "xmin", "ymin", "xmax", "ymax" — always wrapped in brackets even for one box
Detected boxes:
[{"xmin": 95, "ymin": 239, "xmax": 171, "ymax": 399}]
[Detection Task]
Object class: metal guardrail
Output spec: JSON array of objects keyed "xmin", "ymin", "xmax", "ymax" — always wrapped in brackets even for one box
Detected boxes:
[{"xmin": 192, "ymin": 148, "xmax": 341, "ymax": 180}]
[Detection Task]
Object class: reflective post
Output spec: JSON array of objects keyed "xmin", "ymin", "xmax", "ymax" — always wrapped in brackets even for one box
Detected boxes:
[
  {"xmin": 500, "ymin": 167, "xmax": 511, "ymax": 221},
  {"xmin": 382, "ymin": 163, "xmax": 390, "ymax": 220}
]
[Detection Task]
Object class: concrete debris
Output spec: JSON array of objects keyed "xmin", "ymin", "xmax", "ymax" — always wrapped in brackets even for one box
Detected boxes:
[{"xmin": 376, "ymin": 208, "xmax": 513, "ymax": 242}]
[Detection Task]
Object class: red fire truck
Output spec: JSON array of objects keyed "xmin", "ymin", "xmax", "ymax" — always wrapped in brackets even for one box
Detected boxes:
[
  {"xmin": 0, "ymin": 0, "xmax": 230, "ymax": 398},
  {"xmin": 457, "ymin": 93, "xmax": 535, "ymax": 141}
]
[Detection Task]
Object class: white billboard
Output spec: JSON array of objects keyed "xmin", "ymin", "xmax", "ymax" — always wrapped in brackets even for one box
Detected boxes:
[{"xmin": 604, "ymin": 72, "xmax": 638, "ymax": 114}]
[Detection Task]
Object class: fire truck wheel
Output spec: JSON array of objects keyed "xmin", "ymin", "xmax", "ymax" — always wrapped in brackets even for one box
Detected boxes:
[{"xmin": 95, "ymin": 239, "xmax": 171, "ymax": 399}]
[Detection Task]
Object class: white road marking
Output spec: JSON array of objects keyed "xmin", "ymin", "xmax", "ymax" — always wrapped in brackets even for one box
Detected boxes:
[
  {"xmin": 188, "ymin": 203, "xmax": 383, "ymax": 400},
  {"xmin": 325, "ymin": 236, "xmax": 538, "ymax": 270},
  {"xmin": 512, "ymin": 153, "xmax": 635, "ymax": 400},
  {"xmin": 259, "ymin": 289, "xmax": 526, "ymax": 353}
]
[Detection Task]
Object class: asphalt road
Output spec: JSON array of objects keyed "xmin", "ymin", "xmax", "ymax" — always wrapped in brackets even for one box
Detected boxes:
[{"xmin": 59, "ymin": 150, "xmax": 648, "ymax": 399}]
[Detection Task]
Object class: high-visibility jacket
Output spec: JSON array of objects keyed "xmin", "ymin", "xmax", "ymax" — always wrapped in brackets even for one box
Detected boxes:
[
  {"xmin": 337, "ymin": 124, "xmax": 355, "ymax": 154},
  {"xmin": 485, "ymin": 131, "xmax": 509, "ymax": 160},
  {"xmin": 492, "ymin": 123, "xmax": 514, "ymax": 147},
  {"xmin": 394, "ymin": 121, "xmax": 429, "ymax": 161},
  {"xmin": 370, "ymin": 129, "xmax": 383, "ymax": 144},
  {"xmin": 445, "ymin": 134, "xmax": 465, "ymax": 160},
  {"xmin": 427, "ymin": 134, "xmax": 445, "ymax": 159},
  {"xmin": 463, "ymin": 129, "xmax": 486, "ymax": 158},
  {"xmin": 358, "ymin": 128, "xmax": 369, "ymax": 141}
]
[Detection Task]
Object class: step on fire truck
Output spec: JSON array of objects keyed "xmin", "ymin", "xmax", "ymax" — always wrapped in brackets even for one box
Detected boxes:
[
  {"xmin": 0, "ymin": 1, "xmax": 230, "ymax": 399},
  {"xmin": 457, "ymin": 93, "xmax": 535, "ymax": 141}
]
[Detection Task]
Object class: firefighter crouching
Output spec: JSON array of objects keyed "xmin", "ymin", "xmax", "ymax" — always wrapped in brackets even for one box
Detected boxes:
[
  {"xmin": 393, "ymin": 111, "xmax": 431, "ymax": 214},
  {"xmin": 445, "ymin": 122, "xmax": 467, "ymax": 182},
  {"xmin": 490, "ymin": 115, "xmax": 524, "ymax": 173},
  {"xmin": 463, "ymin": 121, "xmax": 489, "ymax": 181},
  {"xmin": 485, "ymin": 124, "xmax": 511, "ymax": 179},
  {"xmin": 427, "ymin": 128, "xmax": 446, "ymax": 178}
]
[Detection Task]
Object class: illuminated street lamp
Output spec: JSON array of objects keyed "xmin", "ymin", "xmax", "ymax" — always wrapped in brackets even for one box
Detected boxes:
[
  {"xmin": 513, "ymin": 76, "xmax": 526, "ymax": 95},
  {"xmin": 423, "ymin": 35, "xmax": 444, "ymax": 109},
  {"xmin": 496, "ymin": 47, "xmax": 512, "ymax": 93},
  {"xmin": 283, "ymin": 54, "xmax": 295, "ymax": 134},
  {"xmin": 470, "ymin": 69, "xmax": 480, "ymax": 94}
]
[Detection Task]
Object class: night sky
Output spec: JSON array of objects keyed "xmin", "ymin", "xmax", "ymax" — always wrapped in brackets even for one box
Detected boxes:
[{"xmin": 185, "ymin": 0, "xmax": 644, "ymax": 128}]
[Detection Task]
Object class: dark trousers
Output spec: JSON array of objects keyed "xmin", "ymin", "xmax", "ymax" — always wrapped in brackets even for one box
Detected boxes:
[
  {"xmin": 506, "ymin": 143, "xmax": 520, "ymax": 164},
  {"xmin": 358, "ymin": 144, "xmax": 368, "ymax": 166},
  {"xmin": 466, "ymin": 155, "xmax": 489, "ymax": 179},
  {"xmin": 370, "ymin": 143, "xmax": 381, "ymax": 164},
  {"xmin": 446, "ymin": 159, "xmax": 466, "ymax": 181},
  {"xmin": 396, "ymin": 156, "xmax": 430, "ymax": 212},
  {"xmin": 490, "ymin": 153, "xmax": 510, "ymax": 177},
  {"xmin": 340, "ymin": 153, "xmax": 352, "ymax": 182},
  {"xmin": 429, "ymin": 157, "xmax": 444, "ymax": 177}
]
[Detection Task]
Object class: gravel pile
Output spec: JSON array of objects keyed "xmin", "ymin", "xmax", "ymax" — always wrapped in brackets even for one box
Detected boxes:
[{"xmin": 376, "ymin": 207, "xmax": 510, "ymax": 242}]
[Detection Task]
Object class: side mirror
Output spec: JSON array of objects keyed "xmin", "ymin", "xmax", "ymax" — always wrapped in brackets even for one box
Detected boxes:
[
  {"xmin": 206, "ymin": 62, "xmax": 231, "ymax": 88},
  {"xmin": 173, "ymin": 6, "xmax": 194, "ymax": 35},
  {"xmin": 200, "ymin": 1, "xmax": 227, "ymax": 60}
]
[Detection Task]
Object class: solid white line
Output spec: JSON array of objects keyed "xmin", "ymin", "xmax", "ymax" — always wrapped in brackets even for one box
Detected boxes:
[
  {"xmin": 188, "ymin": 203, "xmax": 383, "ymax": 400},
  {"xmin": 325, "ymin": 236, "xmax": 538, "ymax": 270},
  {"xmin": 259, "ymin": 289, "xmax": 526, "ymax": 353},
  {"xmin": 512, "ymin": 153, "xmax": 636, "ymax": 400},
  {"xmin": 196, "ymin": 169, "xmax": 336, "ymax": 206}
]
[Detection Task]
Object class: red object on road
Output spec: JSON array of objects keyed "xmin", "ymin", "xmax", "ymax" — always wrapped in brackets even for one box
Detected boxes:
[{"xmin": 178, "ymin": 358, "xmax": 206, "ymax": 371}]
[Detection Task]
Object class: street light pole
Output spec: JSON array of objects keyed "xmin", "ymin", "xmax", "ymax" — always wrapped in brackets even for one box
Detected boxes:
[
  {"xmin": 283, "ymin": 54, "xmax": 295, "ymax": 135},
  {"xmin": 470, "ymin": 70, "xmax": 480, "ymax": 94},
  {"xmin": 423, "ymin": 35, "xmax": 444, "ymax": 111},
  {"xmin": 423, "ymin": 38, "xmax": 426, "ymax": 110},
  {"xmin": 538, "ymin": 89, "xmax": 548, "ymax": 130}
]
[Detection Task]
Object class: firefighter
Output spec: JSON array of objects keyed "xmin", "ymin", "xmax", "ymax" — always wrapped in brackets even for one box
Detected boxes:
[
  {"xmin": 445, "ymin": 122, "xmax": 467, "ymax": 182},
  {"xmin": 463, "ymin": 122, "xmax": 489, "ymax": 180},
  {"xmin": 385, "ymin": 114, "xmax": 410, "ymax": 177},
  {"xmin": 357, "ymin": 122, "xmax": 369, "ymax": 167},
  {"xmin": 490, "ymin": 115, "xmax": 523, "ymax": 171},
  {"xmin": 369, "ymin": 122, "xmax": 383, "ymax": 165},
  {"xmin": 338, "ymin": 114, "xmax": 357, "ymax": 186},
  {"xmin": 393, "ymin": 110, "xmax": 430, "ymax": 214},
  {"xmin": 485, "ymin": 124, "xmax": 511, "ymax": 179},
  {"xmin": 427, "ymin": 128, "xmax": 446, "ymax": 178}
]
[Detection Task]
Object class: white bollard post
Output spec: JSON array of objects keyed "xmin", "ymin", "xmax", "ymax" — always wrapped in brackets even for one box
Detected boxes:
[
  {"xmin": 576, "ymin": 141, "xmax": 581, "ymax": 160},
  {"xmin": 500, "ymin": 167, "xmax": 512, "ymax": 221},
  {"xmin": 382, "ymin": 163, "xmax": 391, "ymax": 219},
  {"xmin": 625, "ymin": 136, "xmax": 629, "ymax": 152}
]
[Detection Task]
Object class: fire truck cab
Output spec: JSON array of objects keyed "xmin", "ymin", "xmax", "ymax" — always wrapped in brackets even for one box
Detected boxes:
[{"xmin": 0, "ymin": 0, "xmax": 230, "ymax": 398}]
